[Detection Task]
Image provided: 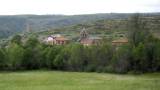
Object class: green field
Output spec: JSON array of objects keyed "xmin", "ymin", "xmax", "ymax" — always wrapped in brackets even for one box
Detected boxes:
[{"xmin": 0, "ymin": 71, "xmax": 159, "ymax": 90}]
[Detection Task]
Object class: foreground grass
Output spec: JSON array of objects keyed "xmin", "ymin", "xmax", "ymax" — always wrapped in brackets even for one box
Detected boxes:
[{"xmin": 0, "ymin": 71, "xmax": 159, "ymax": 90}]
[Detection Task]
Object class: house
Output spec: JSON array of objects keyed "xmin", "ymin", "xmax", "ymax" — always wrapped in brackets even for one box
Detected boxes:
[
  {"xmin": 80, "ymin": 37, "xmax": 102, "ymax": 46},
  {"xmin": 45, "ymin": 36, "xmax": 54, "ymax": 45},
  {"xmin": 78, "ymin": 28, "xmax": 102, "ymax": 46},
  {"xmin": 45, "ymin": 34, "xmax": 70, "ymax": 45},
  {"xmin": 112, "ymin": 38, "xmax": 128, "ymax": 46},
  {"xmin": 54, "ymin": 36, "xmax": 70, "ymax": 45}
]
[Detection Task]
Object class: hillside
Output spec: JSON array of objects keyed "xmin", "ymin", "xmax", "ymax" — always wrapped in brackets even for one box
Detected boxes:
[
  {"xmin": 0, "ymin": 13, "xmax": 159, "ymax": 38},
  {"xmin": 35, "ymin": 15, "xmax": 160, "ymax": 41}
]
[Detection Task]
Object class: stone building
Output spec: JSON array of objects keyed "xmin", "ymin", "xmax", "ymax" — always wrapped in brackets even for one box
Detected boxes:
[
  {"xmin": 78, "ymin": 28, "xmax": 102, "ymax": 46},
  {"xmin": 45, "ymin": 34, "xmax": 70, "ymax": 45}
]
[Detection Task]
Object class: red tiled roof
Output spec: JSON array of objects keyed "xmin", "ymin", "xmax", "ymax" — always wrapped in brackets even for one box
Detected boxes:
[
  {"xmin": 55, "ymin": 36, "xmax": 69, "ymax": 41},
  {"xmin": 112, "ymin": 38, "xmax": 128, "ymax": 43}
]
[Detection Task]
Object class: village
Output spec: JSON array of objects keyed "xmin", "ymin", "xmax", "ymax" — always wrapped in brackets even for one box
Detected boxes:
[{"xmin": 44, "ymin": 28, "xmax": 128, "ymax": 46}]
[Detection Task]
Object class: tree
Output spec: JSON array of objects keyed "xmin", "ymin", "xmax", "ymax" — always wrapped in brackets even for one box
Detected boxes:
[
  {"xmin": 89, "ymin": 43, "xmax": 114, "ymax": 72},
  {"xmin": 153, "ymin": 41, "xmax": 160, "ymax": 71},
  {"xmin": 0, "ymin": 48, "xmax": 5, "ymax": 70},
  {"xmin": 67, "ymin": 44, "xmax": 85, "ymax": 71},
  {"xmin": 11, "ymin": 35, "xmax": 22, "ymax": 45},
  {"xmin": 131, "ymin": 43, "xmax": 148, "ymax": 72},
  {"xmin": 54, "ymin": 46, "xmax": 68, "ymax": 70},
  {"xmin": 6, "ymin": 43, "xmax": 25, "ymax": 70},
  {"xmin": 128, "ymin": 13, "xmax": 150, "ymax": 47},
  {"xmin": 43, "ymin": 46, "xmax": 61, "ymax": 69},
  {"xmin": 22, "ymin": 37, "xmax": 44, "ymax": 69},
  {"xmin": 24, "ymin": 36, "xmax": 39, "ymax": 47},
  {"xmin": 112, "ymin": 45, "xmax": 132, "ymax": 73}
]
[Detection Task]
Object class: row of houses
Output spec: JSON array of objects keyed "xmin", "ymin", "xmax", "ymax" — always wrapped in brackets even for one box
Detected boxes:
[{"xmin": 44, "ymin": 28, "xmax": 128, "ymax": 46}]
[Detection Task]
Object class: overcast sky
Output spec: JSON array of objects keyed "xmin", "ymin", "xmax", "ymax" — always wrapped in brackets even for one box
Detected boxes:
[{"xmin": 0, "ymin": 0, "xmax": 159, "ymax": 15}]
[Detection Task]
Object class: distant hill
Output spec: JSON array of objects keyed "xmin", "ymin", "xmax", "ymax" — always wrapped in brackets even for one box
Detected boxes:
[
  {"xmin": 0, "ymin": 13, "xmax": 159, "ymax": 38},
  {"xmin": 34, "ymin": 15, "xmax": 160, "ymax": 42}
]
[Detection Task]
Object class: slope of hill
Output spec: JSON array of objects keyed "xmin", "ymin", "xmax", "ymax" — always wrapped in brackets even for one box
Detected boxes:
[
  {"xmin": 0, "ymin": 13, "xmax": 159, "ymax": 38},
  {"xmin": 0, "ymin": 16, "xmax": 27, "ymax": 38},
  {"xmin": 35, "ymin": 15, "xmax": 160, "ymax": 41}
]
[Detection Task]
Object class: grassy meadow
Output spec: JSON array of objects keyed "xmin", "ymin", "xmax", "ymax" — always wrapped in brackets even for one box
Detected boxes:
[{"xmin": 0, "ymin": 71, "xmax": 159, "ymax": 90}]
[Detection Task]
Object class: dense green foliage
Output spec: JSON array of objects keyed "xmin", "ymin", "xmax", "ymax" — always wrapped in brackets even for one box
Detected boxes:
[
  {"xmin": 0, "ymin": 37, "xmax": 159, "ymax": 73},
  {"xmin": 0, "ymin": 14, "xmax": 159, "ymax": 74}
]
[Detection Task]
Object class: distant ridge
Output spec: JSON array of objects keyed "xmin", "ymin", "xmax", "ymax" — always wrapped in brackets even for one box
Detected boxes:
[{"xmin": 0, "ymin": 13, "xmax": 159, "ymax": 38}]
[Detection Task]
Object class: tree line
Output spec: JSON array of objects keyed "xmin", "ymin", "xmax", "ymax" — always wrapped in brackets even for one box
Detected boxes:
[{"xmin": 0, "ymin": 14, "xmax": 159, "ymax": 74}]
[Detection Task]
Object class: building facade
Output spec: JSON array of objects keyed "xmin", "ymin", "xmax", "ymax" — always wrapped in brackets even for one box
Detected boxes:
[
  {"xmin": 45, "ymin": 34, "xmax": 70, "ymax": 45},
  {"xmin": 78, "ymin": 28, "xmax": 102, "ymax": 46}
]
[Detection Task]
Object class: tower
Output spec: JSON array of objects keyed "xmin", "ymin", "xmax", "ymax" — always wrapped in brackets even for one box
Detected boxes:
[{"xmin": 80, "ymin": 28, "xmax": 88, "ymax": 39}]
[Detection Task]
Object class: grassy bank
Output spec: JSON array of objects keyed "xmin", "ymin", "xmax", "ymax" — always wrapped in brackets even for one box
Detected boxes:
[{"xmin": 0, "ymin": 71, "xmax": 159, "ymax": 90}]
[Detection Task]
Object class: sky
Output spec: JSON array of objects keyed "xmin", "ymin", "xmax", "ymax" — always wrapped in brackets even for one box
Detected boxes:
[{"xmin": 0, "ymin": 0, "xmax": 159, "ymax": 15}]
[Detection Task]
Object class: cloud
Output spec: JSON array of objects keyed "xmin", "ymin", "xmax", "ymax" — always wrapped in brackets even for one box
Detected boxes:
[{"xmin": 0, "ymin": 0, "xmax": 159, "ymax": 15}]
